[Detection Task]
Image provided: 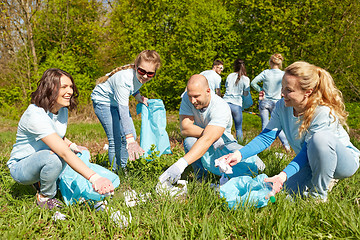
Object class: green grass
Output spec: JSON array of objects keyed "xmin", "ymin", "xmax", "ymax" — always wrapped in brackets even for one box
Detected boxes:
[{"xmin": 1, "ymin": 109, "xmax": 360, "ymax": 239}]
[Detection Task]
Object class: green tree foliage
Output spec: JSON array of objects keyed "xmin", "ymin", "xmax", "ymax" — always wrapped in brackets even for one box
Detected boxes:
[
  {"xmin": 33, "ymin": 0, "xmax": 106, "ymax": 103},
  {"xmin": 102, "ymin": 0, "xmax": 237, "ymax": 109},
  {"xmin": 226, "ymin": 0, "xmax": 360, "ymax": 101},
  {"xmin": 0, "ymin": 0, "xmax": 359, "ymax": 117}
]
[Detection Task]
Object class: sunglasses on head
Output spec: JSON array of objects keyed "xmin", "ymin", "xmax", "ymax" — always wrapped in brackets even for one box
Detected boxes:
[{"xmin": 137, "ymin": 67, "xmax": 156, "ymax": 77}]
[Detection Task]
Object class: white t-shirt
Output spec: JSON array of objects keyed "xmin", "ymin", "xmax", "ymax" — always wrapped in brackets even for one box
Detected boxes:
[
  {"xmin": 267, "ymin": 98, "xmax": 360, "ymax": 156},
  {"xmin": 223, "ymin": 73, "xmax": 250, "ymax": 107},
  {"xmin": 179, "ymin": 91, "xmax": 236, "ymax": 143},
  {"xmin": 91, "ymin": 68, "xmax": 142, "ymax": 106},
  {"xmin": 8, "ymin": 104, "xmax": 68, "ymax": 167},
  {"xmin": 200, "ymin": 70, "xmax": 221, "ymax": 93}
]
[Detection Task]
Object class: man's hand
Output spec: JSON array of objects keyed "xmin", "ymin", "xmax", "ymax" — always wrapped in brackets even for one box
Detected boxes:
[
  {"xmin": 264, "ymin": 171, "xmax": 287, "ymax": 194},
  {"xmin": 159, "ymin": 158, "xmax": 188, "ymax": 184}
]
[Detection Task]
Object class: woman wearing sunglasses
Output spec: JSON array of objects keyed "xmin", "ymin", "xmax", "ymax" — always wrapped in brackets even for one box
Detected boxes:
[{"xmin": 91, "ymin": 50, "xmax": 161, "ymax": 171}]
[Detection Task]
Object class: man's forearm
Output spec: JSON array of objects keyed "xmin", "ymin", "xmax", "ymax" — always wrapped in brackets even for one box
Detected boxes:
[{"xmin": 181, "ymin": 124, "xmax": 204, "ymax": 138}]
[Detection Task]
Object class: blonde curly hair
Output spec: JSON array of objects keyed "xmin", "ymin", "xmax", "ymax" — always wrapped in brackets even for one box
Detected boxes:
[
  {"xmin": 96, "ymin": 50, "xmax": 161, "ymax": 84},
  {"xmin": 285, "ymin": 61, "xmax": 348, "ymax": 138}
]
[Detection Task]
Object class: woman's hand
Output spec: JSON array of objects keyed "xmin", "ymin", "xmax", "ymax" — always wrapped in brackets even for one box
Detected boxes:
[
  {"xmin": 264, "ymin": 171, "xmax": 287, "ymax": 194},
  {"xmin": 135, "ymin": 93, "xmax": 148, "ymax": 106},
  {"xmin": 216, "ymin": 150, "xmax": 242, "ymax": 167},
  {"xmin": 259, "ymin": 90, "xmax": 265, "ymax": 100},
  {"xmin": 89, "ymin": 173, "xmax": 115, "ymax": 195}
]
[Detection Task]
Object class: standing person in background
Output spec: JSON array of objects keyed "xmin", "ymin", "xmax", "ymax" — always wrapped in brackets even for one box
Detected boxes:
[
  {"xmin": 200, "ymin": 59, "xmax": 224, "ymax": 96},
  {"xmin": 251, "ymin": 53, "xmax": 290, "ymax": 151},
  {"xmin": 218, "ymin": 61, "xmax": 360, "ymax": 201},
  {"xmin": 91, "ymin": 50, "xmax": 161, "ymax": 171},
  {"xmin": 7, "ymin": 69, "xmax": 114, "ymax": 209},
  {"xmin": 223, "ymin": 59, "xmax": 250, "ymax": 141}
]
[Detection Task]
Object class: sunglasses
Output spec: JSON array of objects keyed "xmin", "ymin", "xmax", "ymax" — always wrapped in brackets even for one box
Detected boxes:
[{"xmin": 137, "ymin": 67, "xmax": 156, "ymax": 78}]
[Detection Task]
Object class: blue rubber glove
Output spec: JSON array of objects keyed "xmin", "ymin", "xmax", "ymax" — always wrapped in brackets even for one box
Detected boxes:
[{"xmin": 159, "ymin": 158, "xmax": 188, "ymax": 184}]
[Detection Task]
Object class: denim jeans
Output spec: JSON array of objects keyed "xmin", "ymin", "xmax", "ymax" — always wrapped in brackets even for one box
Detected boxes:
[
  {"xmin": 285, "ymin": 131, "xmax": 359, "ymax": 200},
  {"xmin": 93, "ymin": 102, "xmax": 135, "ymax": 171},
  {"xmin": 259, "ymin": 99, "xmax": 290, "ymax": 149},
  {"xmin": 9, "ymin": 150, "xmax": 66, "ymax": 198},
  {"xmin": 227, "ymin": 103, "xmax": 243, "ymax": 141}
]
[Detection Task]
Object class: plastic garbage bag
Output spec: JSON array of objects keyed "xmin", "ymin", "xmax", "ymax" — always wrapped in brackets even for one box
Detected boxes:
[
  {"xmin": 219, "ymin": 173, "xmax": 273, "ymax": 209},
  {"xmin": 58, "ymin": 150, "xmax": 120, "ymax": 205},
  {"xmin": 136, "ymin": 99, "xmax": 172, "ymax": 158},
  {"xmin": 242, "ymin": 88, "xmax": 253, "ymax": 110},
  {"xmin": 201, "ymin": 144, "xmax": 263, "ymax": 178}
]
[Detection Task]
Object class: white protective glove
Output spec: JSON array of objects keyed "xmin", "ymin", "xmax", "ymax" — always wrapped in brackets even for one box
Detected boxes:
[{"xmin": 158, "ymin": 158, "xmax": 188, "ymax": 184}]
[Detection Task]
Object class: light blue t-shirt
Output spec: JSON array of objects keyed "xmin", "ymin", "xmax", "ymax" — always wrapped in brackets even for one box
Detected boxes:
[
  {"xmin": 7, "ymin": 104, "xmax": 68, "ymax": 167},
  {"xmin": 251, "ymin": 69, "xmax": 284, "ymax": 101},
  {"xmin": 200, "ymin": 70, "xmax": 222, "ymax": 93},
  {"xmin": 223, "ymin": 73, "xmax": 250, "ymax": 107},
  {"xmin": 266, "ymin": 99, "xmax": 360, "ymax": 156},
  {"xmin": 91, "ymin": 68, "xmax": 142, "ymax": 106},
  {"xmin": 179, "ymin": 91, "xmax": 236, "ymax": 143}
]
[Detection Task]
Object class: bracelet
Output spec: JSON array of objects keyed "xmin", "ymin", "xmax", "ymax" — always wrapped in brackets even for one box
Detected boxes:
[
  {"xmin": 68, "ymin": 142, "xmax": 72, "ymax": 147},
  {"xmin": 126, "ymin": 134, "xmax": 133, "ymax": 139},
  {"xmin": 88, "ymin": 172, "xmax": 96, "ymax": 180}
]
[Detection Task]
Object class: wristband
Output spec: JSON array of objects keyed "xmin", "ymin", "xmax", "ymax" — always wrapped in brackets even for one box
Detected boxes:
[
  {"xmin": 126, "ymin": 136, "xmax": 135, "ymax": 144},
  {"xmin": 89, "ymin": 173, "xmax": 102, "ymax": 184},
  {"xmin": 68, "ymin": 142, "xmax": 73, "ymax": 147},
  {"xmin": 69, "ymin": 142, "xmax": 78, "ymax": 152}
]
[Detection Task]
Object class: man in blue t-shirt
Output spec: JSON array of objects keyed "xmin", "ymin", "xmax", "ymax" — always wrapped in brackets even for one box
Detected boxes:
[{"xmin": 159, "ymin": 74, "xmax": 265, "ymax": 183}]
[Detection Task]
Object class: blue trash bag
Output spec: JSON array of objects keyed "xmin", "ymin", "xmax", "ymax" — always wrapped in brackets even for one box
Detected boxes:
[
  {"xmin": 201, "ymin": 145, "xmax": 262, "ymax": 178},
  {"xmin": 58, "ymin": 150, "xmax": 120, "ymax": 205},
  {"xmin": 219, "ymin": 173, "xmax": 273, "ymax": 209},
  {"xmin": 242, "ymin": 89, "xmax": 253, "ymax": 110},
  {"xmin": 136, "ymin": 99, "xmax": 172, "ymax": 159}
]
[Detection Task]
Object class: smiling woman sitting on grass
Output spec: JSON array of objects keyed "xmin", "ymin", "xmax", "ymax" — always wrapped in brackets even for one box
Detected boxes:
[
  {"xmin": 7, "ymin": 68, "xmax": 114, "ymax": 209},
  {"xmin": 218, "ymin": 61, "xmax": 360, "ymax": 202}
]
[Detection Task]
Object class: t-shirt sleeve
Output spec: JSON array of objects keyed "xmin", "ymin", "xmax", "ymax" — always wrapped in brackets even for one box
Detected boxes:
[
  {"xmin": 207, "ymin": 102, "xmax": 230, "ymax": 128},
  {"xmin": 215, "ymin": 75, "xmax": 221, "ymax": 89},
  {"xmin": 251, "ymin": 70, "xmax": 266, "ymax": 92},
  {"xmin": 22, "ymin": 108, "xmax": 57, "ymax": 141},
  {"xmin": 179, "ymin": 93, "xmax": 194, "ymax": 116}
]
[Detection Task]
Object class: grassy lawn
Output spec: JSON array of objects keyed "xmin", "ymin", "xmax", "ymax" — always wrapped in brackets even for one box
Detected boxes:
[{"xmin": 0, "ymin": 106, "xmax": 359, "ymax": 239}]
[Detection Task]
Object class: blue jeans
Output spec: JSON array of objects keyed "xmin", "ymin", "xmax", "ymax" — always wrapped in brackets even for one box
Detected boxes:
[
  {"xmin": 93, "ymin": 102, "xmax": 136, "ymax": 171},
  {"xmin": 259, "ymin": 99, "xmax": 290, "ymax": 149},
  {"xmin": 9, "ymin": 150, "xmax": 66, "ymax": 198},
  {"xmin": 227, "ymin": 103, "xmax": 243, "ymax": 141},
  {"xmin": 285, "ymin": 131, "xmax": 359, "ymax": 200}
]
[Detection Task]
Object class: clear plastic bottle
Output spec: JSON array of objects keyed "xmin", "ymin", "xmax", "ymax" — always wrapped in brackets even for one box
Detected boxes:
[
  {"xmin": 265, "ymin": 182, "xmax": 276, "ymax": 203},
  {"xmin": 268, "ymin": 189, "xmax": 276, "ymax": 203}
]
